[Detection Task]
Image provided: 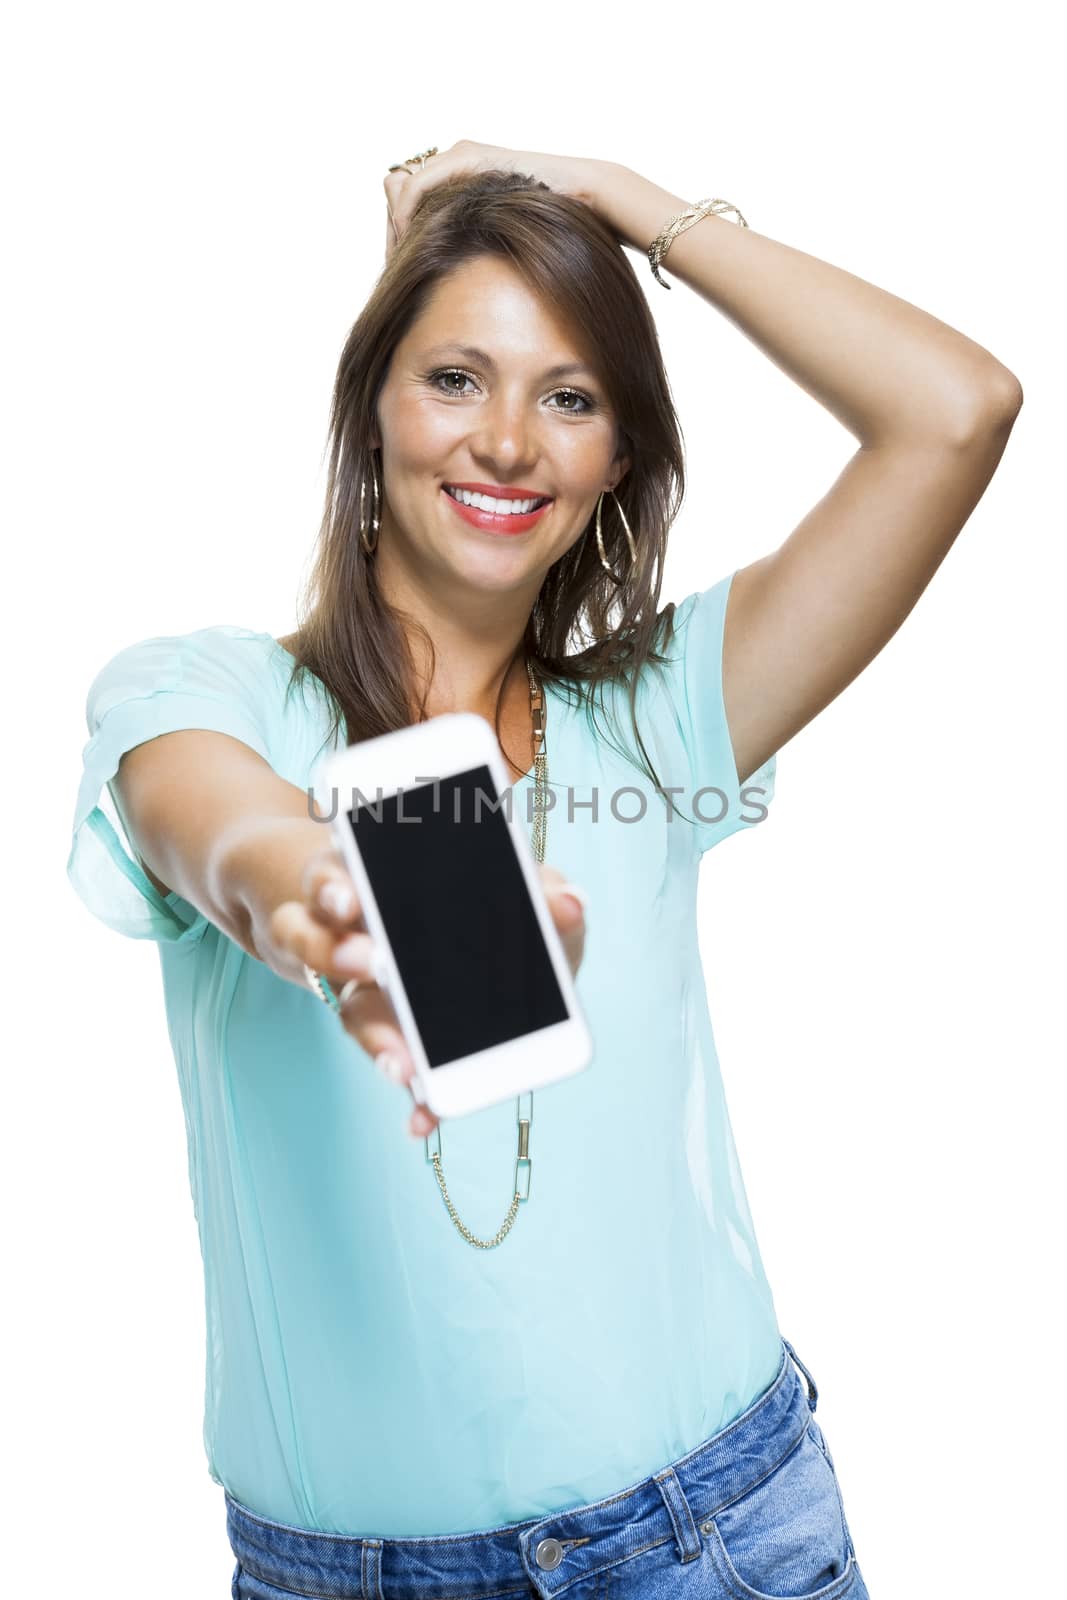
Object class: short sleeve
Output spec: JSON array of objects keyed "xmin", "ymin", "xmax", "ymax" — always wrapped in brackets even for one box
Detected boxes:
[
  {"xmin": 660, "ymin": 570, "xmax": 777, "ymax": 854},
  {"xmin": 66, "ymin": 626, "xmax": 274, "ymax": 942}
]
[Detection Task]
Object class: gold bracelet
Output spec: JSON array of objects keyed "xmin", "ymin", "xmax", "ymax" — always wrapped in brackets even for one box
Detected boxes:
[{"xmin": 648, "ymin": 197, "xmax": 749, "ymax": 289}]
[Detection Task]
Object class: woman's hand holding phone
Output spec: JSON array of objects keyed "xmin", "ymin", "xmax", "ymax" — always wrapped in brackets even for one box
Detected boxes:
[{"xmin": 270, "ymin": 846, "xmax": 588, "ymax": 1140}]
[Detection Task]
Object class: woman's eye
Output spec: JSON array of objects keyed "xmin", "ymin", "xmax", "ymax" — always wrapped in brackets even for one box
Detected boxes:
[
  {"xmin": 428, "ymin": 371, "xmax": 594, "ymax": 415},
  {"xmin": 430, "ymin": 369, "xmax": 477, "ymax": 395},
  {"xmin": 547, "ymin": 389, "xmax": 593, "ymax": 415}
]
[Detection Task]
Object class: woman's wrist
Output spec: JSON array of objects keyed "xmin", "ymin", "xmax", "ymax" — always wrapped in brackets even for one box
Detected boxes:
[
  {"xmin": 212, "ymin": 813, "xmax": 333, "ymax": 978},
  {"xmin": 585, "ymin": 162, "xmax": 693, "ymax": 254}
]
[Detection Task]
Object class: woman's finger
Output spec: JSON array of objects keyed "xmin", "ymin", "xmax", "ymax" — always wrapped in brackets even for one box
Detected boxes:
[
  {"xmin": 538, "ymin": 863, "xmax": 588, "ymax": 975},
  {"xmin": 336, "ymin": 980, "xmax": 404, "ymax": 1064},
  {"xmin": 408, "ymin": 1104, "xmax": 438, "ymax": 1138},
  {"xmin": 382, "ymin": 140, "xmax": 491, "ymax": 245},
  {"xmin": 300, "ymin": 848, "xmax": 365, "ymax": 932},
  {"xmin": 336, "ymin": 984, "xmax": 440, "ymax": 1139},
  {"xmin": 269, "ymin": 900, "xmax": 380, "ymax": 985}
]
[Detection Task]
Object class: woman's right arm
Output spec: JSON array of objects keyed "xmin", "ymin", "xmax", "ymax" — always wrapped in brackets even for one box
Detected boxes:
[
  {"xmin": 112, "ymin": 727, "xmax": 588, "ymax": 1136},
  {"xmin": 111, "ymin": 728, "xmax": 344, "ymax": 982}
]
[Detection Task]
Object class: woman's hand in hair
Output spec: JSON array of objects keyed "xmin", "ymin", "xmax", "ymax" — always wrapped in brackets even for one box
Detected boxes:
[
  {"xmin": 383, "ymin": 139, "xmax": 607, "ymax": 262},
  {"xmin": 273, "ymin": 846, "xmax": 587, "ymax": 1141}
]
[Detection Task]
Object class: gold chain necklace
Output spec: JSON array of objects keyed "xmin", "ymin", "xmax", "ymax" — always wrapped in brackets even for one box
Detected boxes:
[{"xmin": 423, "ymin": 657, "xmax": 547, "ymax": 1248}]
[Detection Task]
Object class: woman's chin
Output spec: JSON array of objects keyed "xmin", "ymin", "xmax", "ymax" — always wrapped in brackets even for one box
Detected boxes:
[{"xmin": 439, "ymin": 548, "xmax": 539, "ymax": 593}]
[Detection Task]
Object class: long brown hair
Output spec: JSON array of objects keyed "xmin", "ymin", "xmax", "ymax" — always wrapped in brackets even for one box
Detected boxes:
[{"xmin": 284, "ymin": 167, "xmax": 690, "ymax": 804}]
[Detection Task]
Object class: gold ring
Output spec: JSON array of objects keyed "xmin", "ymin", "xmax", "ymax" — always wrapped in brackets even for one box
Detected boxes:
[{"xmin": 387, "ymin": 146, "xmax": 438, "ymax": 174}]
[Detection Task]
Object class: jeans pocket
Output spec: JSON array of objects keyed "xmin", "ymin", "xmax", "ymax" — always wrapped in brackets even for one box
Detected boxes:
[{"xmin": 700, "ymin": 1423, "xmax": 859, "ymax": 1599}]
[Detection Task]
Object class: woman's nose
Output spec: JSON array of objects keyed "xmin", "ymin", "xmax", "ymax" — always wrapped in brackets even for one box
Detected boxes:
[{"xmin": 471, "ymin": 400, "xmax": 537, "ymax": 469}]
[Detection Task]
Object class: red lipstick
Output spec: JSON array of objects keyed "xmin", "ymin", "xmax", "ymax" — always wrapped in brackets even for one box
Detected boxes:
[
  {"xmin": 441, "ymin": 484, "xmax": 553, "ymax": 537},
  {"xmin": 444, "ymin": 481, "xmax": 551, "ymax": 500}
]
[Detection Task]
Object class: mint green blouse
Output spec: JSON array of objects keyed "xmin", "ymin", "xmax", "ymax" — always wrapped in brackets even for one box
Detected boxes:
[{"xmin": 66, "ymin": 569, "xmax": 782, "ymax": 1538}]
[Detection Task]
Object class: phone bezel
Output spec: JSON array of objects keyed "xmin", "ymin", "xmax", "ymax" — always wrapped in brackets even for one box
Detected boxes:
[{"xmin": 311, "ymin": 711, "xmax": 591, "ymax": 1118}]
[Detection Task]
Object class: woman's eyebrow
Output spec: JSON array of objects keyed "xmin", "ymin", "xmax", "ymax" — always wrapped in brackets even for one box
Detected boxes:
[{"xmin": 420, "ymin": 344, "xmax": 597, "ymax": 383}]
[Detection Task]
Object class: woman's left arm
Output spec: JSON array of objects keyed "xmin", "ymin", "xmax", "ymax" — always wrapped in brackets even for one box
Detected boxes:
[{"xmin": 589, "ymin": 162, "xmax": 1024, "ymax": 785}]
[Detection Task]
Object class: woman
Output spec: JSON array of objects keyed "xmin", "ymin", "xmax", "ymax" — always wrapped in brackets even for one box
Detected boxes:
[{"xmin": 67, "ymin": 140, "xmax": 1021, "ymax": 1597}]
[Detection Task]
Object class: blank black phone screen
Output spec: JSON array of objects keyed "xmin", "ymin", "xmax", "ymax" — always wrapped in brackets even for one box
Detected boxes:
[{"xmin": 348, "ymin": 765, "xmax": 569, "ymax": 1069}]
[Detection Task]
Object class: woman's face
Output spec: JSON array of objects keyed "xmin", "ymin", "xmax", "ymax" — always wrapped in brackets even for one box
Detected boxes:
[{"xmin": 372, "ymin": 254, "xmax": 630, "ymax": 602}]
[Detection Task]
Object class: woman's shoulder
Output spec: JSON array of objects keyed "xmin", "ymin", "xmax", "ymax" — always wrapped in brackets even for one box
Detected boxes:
[
  {"xmin": 92, "ymin": 621, "xmax": 279, "ymax": 663},
  {"xmin": 180, "ymin": 622, "xmax": 284, "ymax": 653},
  {"xmin": 84, "ymin": 624, "xmax": 292, "ymax": 725}
]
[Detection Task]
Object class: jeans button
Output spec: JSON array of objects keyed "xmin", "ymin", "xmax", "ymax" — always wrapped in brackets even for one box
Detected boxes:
[{"xmin": 535, "ymin": 1536, "xmax": 564, "ymax": 1570}]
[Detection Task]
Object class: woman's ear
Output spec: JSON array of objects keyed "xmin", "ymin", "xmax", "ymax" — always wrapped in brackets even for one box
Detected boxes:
[{"xmin": 608, "ymin": 452, "xmax": 632, "ymax": 494}]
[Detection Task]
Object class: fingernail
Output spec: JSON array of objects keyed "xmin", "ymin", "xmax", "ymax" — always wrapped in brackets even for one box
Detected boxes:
[
  {"xmin": 375, "ymin": 1051, "xmax": 407, "ymax": 1084},
  {"xmin": 319, "ymin": 880, "xmax": 355, "ymax": 918},
  {"xmin": 557, "ymin": 882, "xmax": 588, "ymax": 914},
  {"xmin": 409, "ymin": 1106, "xmax": 435, "ymax": 1137},
  {"xmin": 333, "ymin": 934, "xmax": 367, "ymax": 971}
]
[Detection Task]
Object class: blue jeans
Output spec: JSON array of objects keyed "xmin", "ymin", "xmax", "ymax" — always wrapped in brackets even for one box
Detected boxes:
[{"xmin": 225, "ymin": 1337, "xmax": 869, "ymax": 1598}]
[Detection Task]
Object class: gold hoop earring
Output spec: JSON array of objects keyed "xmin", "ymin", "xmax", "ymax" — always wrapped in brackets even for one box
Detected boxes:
[
  {"xmin": 359, "ymin": 453, "xmax": 382, "ymax": 555},
  {"xmin": 595, "ymin": 489, "xmax": 637, "ymax": 583}
]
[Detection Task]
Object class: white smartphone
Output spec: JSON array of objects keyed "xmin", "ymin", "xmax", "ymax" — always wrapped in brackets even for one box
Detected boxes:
[{"xmin": 312, "ymin": 711, "xmax": 593, "ymax": 1119}]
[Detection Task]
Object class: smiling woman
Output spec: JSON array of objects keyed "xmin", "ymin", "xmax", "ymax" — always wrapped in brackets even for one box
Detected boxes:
[
  {"xmin": 288, "ymin": 183, "xmax": 687, "ymax": 782},
  {"xmin": 68, "ymin": 140, "xmax": 1020, "ymax": 1599}
]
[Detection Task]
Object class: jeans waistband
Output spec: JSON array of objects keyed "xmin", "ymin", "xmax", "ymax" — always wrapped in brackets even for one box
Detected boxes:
[{"xmin": 226, "ymin": 1335, "xmax": 818, "ymax": 1600}]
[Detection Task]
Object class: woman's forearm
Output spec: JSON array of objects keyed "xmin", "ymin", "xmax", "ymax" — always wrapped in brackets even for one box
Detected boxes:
[{"xmin": 585, "ymin": 160, "xmax": 1021, "ymax": 447}]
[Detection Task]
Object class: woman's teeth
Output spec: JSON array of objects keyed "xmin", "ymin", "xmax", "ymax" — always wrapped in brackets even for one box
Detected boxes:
[{"xmin": 444, "ymin": 486, "xmax": 548, "ymax": 516}]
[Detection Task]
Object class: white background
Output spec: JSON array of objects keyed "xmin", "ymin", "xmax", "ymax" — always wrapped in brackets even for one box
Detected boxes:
[{"xmin": 6, "ymin": 1, "xmax": 1062, "ymax": 1593}]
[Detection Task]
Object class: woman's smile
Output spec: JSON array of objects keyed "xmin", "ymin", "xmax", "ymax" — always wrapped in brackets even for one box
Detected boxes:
[{"xmin": 440, "ymin": 481, "xmax": 555, "ymax": 536}]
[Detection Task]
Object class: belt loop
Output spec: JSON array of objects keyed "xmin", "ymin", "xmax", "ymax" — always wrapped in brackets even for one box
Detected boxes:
[
  {"xmin": 783, "ymin": 1338, "xmax": 819, "ymax": 1412},
  {"xmin": 361, "ymin": 1537, "xmax": 383, "ymax": 1600},
  {"xmin": 653, "ymin": 1466, "xmax": 702, "ymax": 1562}
]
